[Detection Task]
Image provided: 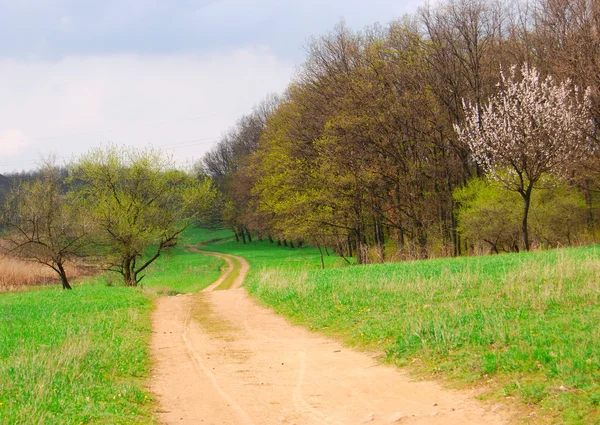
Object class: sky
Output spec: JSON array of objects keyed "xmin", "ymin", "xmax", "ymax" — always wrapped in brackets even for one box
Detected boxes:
[{"xmin": 0, "ymin": 0, "xmax": 426, "ymax": 173}]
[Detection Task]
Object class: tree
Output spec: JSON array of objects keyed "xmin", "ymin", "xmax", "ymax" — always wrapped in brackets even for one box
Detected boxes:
[
  {"xmin": 454, "ymin": 177, "xmax": 522, "ymax": 253},
  {"xmin": 455, "ymin": 65, "xmax": 593, "ymax": 250},
  {"xmin": 454, "ymin": 175, "xmax": 588, "ymax": 252},
  {"xmin": 70, "ymin": 146, "xmax": 216, "ymax": 286},
  {"xmin": 1, "ymin": 161, "xmax": 90, "ymax": 290}
]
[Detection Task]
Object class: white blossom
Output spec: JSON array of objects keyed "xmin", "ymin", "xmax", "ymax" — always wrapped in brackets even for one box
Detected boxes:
[{"xmin": 455, "ymin": 65, "xmax": 594, "ymax": 192}]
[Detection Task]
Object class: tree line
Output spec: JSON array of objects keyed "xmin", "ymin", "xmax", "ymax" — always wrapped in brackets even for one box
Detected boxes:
[
  {"xmin": 198, "ymin": 0, "xmax": 600, "ymax": 264},
  {"xmin": 1, "ymin": 148, "xmax": 216, "ymax": 289}
]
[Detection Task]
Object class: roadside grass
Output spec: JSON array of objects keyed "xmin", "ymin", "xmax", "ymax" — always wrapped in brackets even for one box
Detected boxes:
[
  {"xmin": 199, "ymin": 231, "xmax": 600, "ymax": 424},
  {"xmin": 0, "ymin": 283, "xmax": 154, "ymax": 425},
  {"xmin": 0, "ymin": 228, "xmax": 225, "ymax": 425}
]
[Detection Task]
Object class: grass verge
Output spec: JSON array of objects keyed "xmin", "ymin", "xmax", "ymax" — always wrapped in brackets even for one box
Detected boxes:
[{"xmin": 139, "ymin": 243, "xmax": 224, "ymax": 294}]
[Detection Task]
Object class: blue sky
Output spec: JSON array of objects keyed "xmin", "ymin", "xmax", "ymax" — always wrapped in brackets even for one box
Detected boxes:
[{"xmin": 0, "ymin": 0, "xmax": 426, "ymax": 172}]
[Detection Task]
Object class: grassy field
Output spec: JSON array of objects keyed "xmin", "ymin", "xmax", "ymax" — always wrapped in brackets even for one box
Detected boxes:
[
  {"xmin": 0, "ymin": 231, "xmax": 223, "ymax": 425},
  {"xmin": 197, "ymin": 232, "xmax": 600, "ymax": 424},
  {"xmin": 4, "ymin": 226, "xmax": 600, "ymax": 424},
  {"xmin": 139, "ymin": 240, "xmax": 223, "ymax": 294},
  {"xmin": 0, "ymin": 284, "xmax": 153, "ymax": 425}
]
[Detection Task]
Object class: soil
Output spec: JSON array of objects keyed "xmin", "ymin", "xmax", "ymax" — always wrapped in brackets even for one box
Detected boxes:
[{"xmin": 150, "ymin": 252, "xmax": 511, "ymax": 425}]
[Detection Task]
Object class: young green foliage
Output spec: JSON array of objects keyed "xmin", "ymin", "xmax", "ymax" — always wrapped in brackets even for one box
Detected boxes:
[
  {"xmin": 70, "ymin": 146, "xmax": 216, "ymax": 286},
  {"xmin": 454, "ymin": 176, "xmax": 588, "ymax": 252}
]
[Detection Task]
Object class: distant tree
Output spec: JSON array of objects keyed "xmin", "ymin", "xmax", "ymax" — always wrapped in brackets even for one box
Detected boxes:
[
  {"xmin": 455, "ymin": 65, "xmax": 593, "ymax": 250},
  {"xmin": 1, "ymin": 161, "xmax": 90, "ymax": 290},
  {"xmin": 200, "ymin": 95, "xmax": 280, "ymax": 239},
  {"xmin": 70, "ymin": 146, "xmax": 217, "ymax": 286}
]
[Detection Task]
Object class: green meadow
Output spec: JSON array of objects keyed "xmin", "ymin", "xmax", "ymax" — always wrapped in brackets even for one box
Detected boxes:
[{"xmin": 2, "ymin": 227, "xmax": 600, "ymax": 424}]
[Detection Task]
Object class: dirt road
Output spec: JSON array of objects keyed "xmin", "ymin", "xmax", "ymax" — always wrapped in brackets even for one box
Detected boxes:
[{"xmin": 150, "ymin": 252, "xmax": 510, "ymax": 425}]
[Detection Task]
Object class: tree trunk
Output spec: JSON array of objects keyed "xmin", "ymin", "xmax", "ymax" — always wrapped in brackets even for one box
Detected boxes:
[
  {"xmin": 57, "ymin": 262, "xmax": 72, "ymax": 290},
  {"xmin": 245, "ymin": 228, "xmax": 252, "ymax": 243},
  {"xmin": 451, "ymin": 209, "xmax": 460, "ymax": 257},
  {"xmin": 318, "ymin": 246, "xmax": 325, "ymax": 269},
  {"xmin": 240, "ymin": 230, "xmax": 247, "ymax": 245},
  {"xmin": 124, "ymin": 260, "xmax": 131, "ymax": 286},
  {"xmin": 269, "ymin": 235, "xmax": 274, "ymax": 243},
  {"xmin": 347, "ymin": 236, "xmax": 353, "ymax": 258},
  {"xmin": 583, "ymin": 179, "xmax": 595, "ymax": 239},
  {"xmin": 290, "ymin": 241, "xmax": 295, "ymax": 249},
  {"xmin": 521, "ymin": 186, "xmax": 533, "ymax": 251}
]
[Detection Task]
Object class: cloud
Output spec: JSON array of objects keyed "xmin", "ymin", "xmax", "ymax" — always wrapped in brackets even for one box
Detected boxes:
[
  {"xmin": 0, "ymin": 48, "xmax": 294, "ymax": 172},
  {"xmin": 0, "ymin": 1, "xmax": 426, "ymax": 60},
  {"xmin": 0, "ymin": 129, "xmax": 30, "ymax": 157}
]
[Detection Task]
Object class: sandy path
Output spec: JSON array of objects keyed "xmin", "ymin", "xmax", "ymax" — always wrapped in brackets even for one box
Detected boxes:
[{"xmin": 150, "ymin": 252, "xmax": 511, "ymax": 425}]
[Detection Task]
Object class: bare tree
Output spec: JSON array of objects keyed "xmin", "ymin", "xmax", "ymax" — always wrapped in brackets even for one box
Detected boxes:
[
  {"xmin": 455, "ymin": 65, "xmax": 593, "ymax": 250},
  {"xmin": 1, "ymin": 160, "xmax": 90, "ymax": 289}
]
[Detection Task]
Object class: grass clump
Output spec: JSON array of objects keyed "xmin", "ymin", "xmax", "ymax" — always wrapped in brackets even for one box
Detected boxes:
[
  {"xmin": 235, "ymin": 243, "xmax": 600, "ymax": 424},
  {"xmin": 215, "ymin": 256, "xmax": 241, "ymax": 290},
  {"xmin": 0, "ymin": 283, "xmax": 154, "ymax": 425}
]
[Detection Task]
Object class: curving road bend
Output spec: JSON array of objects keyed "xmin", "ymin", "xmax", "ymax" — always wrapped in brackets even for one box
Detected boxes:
[{"xmin": 150, "ymin": 251, "xmax": 511, "ymax": 425}]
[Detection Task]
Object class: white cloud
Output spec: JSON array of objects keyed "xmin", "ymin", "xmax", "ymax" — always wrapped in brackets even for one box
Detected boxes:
[
  {"xmin": 0, "ymin": 49, "xmax": 294, "ymax": 172},
  {"xmin": 0, "ymin": 129, "xmax": 30, "ymax": 156}
]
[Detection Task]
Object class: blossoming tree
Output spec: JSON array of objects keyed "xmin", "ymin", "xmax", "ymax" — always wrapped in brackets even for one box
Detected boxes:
[{"xmin": 455, "ymin": 65, "xmax": 593, "ymax": 250}]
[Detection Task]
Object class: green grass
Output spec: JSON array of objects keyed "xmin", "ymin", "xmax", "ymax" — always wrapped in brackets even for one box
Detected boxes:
[
  {"xmin": 0, "ymin": 228, "xmax": 226, "ymax": 425},
  {"xmin": 191, "ymin": 228, "xmax": 345, "ymax": 271},
  {"xmin": 6, "ymin": 224, "xmax": 599, "ymax": 423},
  {"xmin": 0, "ymin": 283, "xmax": 154, "ymax": 425},
  {"xmin": 139, "ymin": 244, "xmax": 224, "ymax": 294},
  {"xmin": 200, "ymin": 232, "xmax": 600, "ymax": 424}
]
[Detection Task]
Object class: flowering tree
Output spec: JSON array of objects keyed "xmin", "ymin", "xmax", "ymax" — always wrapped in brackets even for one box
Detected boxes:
[{"xmin": 455, "ymin": 65, "xmax": 593, "ymax": 250}]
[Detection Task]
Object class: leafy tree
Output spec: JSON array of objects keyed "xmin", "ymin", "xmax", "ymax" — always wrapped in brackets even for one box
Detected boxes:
[
  {"xmin": 70, "ymin": 146, "xmax": 216, "ymax": 286},
  {"xmin": 455, "ymin": 65, "xmax": 593, "ymax": 250},
  {"xmin": 1, "ymin": 162, "xmax": 90, "ymax": 290},
  {"xmin": 529, "ymin": 181, "xmax": 589, "ymax": 247},
  {"xmin": 200, "ymin": 95, "xmax": 279, "ymax": 240},
  {"xmin": 454, "ymin": 178, "xmax": 522, "ymax": 253},
  {"xmin": 455, "ymin": 176, "xmax": 589, "ymax": 252}
]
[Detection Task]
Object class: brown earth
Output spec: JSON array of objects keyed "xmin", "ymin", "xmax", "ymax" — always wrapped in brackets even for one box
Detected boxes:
[{"xmin": 150, "ymin": 252, "xmax": 512, "ymax": 425}]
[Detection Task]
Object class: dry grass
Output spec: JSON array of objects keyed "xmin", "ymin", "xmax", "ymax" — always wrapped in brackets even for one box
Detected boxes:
[{"xmin": 0, "ymin": 256, "xmax": 87, "ymax": 292}]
